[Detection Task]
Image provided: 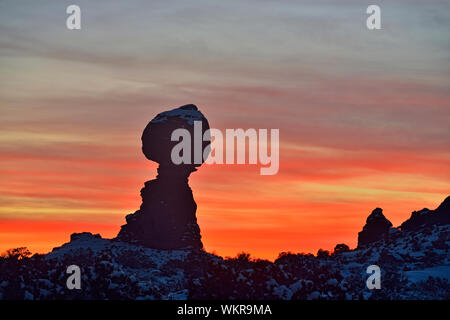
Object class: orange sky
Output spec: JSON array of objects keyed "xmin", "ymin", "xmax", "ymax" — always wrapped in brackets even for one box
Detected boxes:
[
  {"xmin": 0, "ymin": 145, "xmax": 448, "ymax": 260},
  {"xmin": 1, "ymin": 1, "xmax": 449, "ymax": 260}
]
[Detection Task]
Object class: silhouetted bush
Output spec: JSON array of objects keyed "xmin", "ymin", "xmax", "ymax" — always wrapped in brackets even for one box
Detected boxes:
[
  {"xmin": 1, "ymin": 247, "xmax": 32, "ymax": 260},
  {"xmin": 316, "ymin": 249, "xmax": 330, "ymax": 259},
  {"xmin": 333, "ymin": 244, "xmax": 350, "ymax": 255}
]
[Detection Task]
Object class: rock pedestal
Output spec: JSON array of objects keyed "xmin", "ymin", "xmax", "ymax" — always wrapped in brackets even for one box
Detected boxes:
[
  {"xmin": 117, "ymin": 165, "xmax": 202, "ymax": 249},
  {"xmin": 116, "ymin": 104, "xmax": 210, "ymax": 250}
]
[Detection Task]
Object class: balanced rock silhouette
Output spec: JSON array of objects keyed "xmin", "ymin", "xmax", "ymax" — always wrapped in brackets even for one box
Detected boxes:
[{"xmin": 116, "ymin": 104, "xmax": 210, "ymax": 250}]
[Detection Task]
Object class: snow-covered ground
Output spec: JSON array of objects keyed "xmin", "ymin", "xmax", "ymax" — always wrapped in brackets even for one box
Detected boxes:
[{"xmin": 1, "ymin": 223, "xmax": 448, "ymax": 300}]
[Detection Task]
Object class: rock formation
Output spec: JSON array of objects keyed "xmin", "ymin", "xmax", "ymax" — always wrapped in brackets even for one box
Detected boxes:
[
  {"xmin": 116, "ymin": 104, "xmax": 210, "ymax": 250},
  {"xmin": 400, "ymin": 196, "xmax": 450, "ymax": 231},
  {"xmin": 357, "ymin": 208, "xmax": 393, "ymax": 248}
]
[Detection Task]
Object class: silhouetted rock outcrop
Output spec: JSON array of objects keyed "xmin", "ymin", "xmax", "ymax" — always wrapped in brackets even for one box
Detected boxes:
[
  {"xmin": 400, "ymin": 196, "xmax": 450, "ymax": 231},
  {"xmin": 357, "ymin": 208, "xmax": 393, "ymax": 248},
  {"xmin": 116, "ymin": 104, "xmax": 210, "ymax": 250}
]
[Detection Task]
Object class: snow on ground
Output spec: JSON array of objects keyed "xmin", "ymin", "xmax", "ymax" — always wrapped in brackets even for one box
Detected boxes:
[
  {"xmin": 405, "ymin": 266, "xmax": 450, "ymax": 283},
  {"xmin": 1, "ymin": 223, "xmax": 448, "ymax": 300}
]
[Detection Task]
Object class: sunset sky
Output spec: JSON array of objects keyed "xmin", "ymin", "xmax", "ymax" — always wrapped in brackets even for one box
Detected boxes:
[{"xmin": 1, "ymin": 0, "xmax": 449, "ymax": 260}]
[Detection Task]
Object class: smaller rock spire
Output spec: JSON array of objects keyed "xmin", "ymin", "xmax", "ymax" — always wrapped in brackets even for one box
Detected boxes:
[{"xmin": 357, "ymin": 208, "xmax": 393, "ymax": 248}]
